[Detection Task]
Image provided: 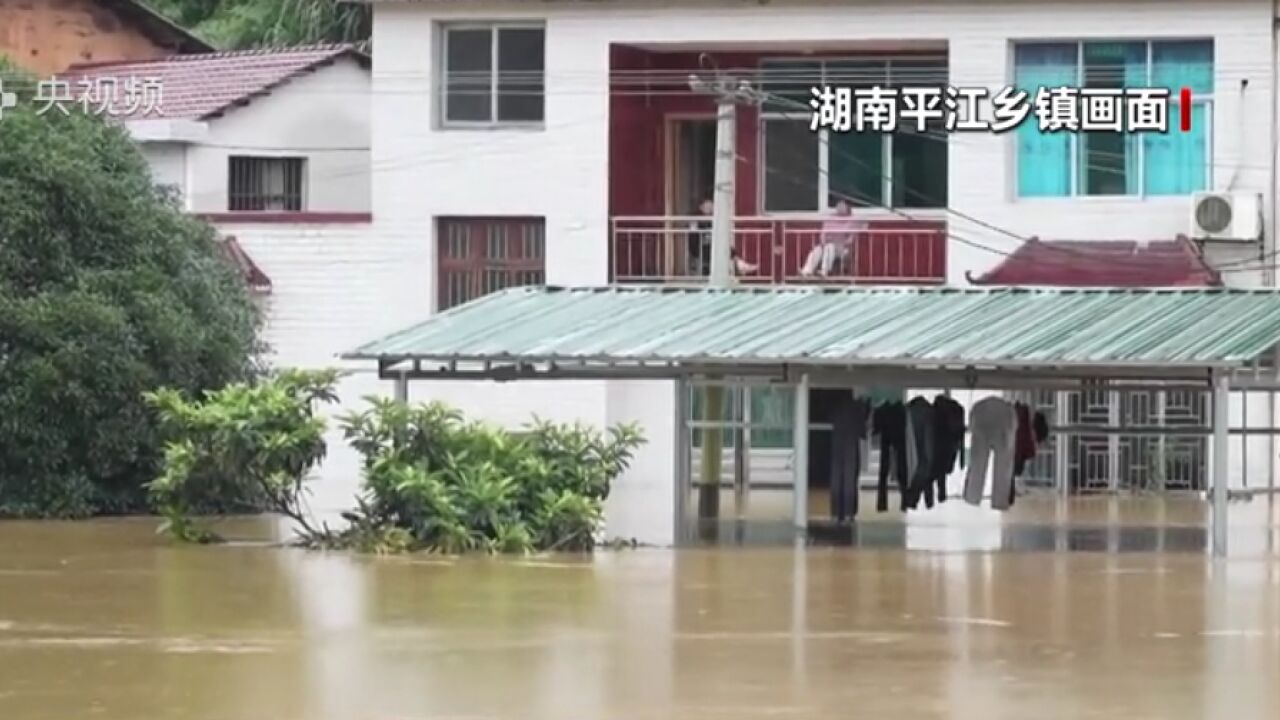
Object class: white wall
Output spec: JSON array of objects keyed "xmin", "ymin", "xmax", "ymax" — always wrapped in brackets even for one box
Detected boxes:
[
  {"xmin": 231, "ymin": 223, "xmax": 420, "ymax": 517},
  {"xmin": 371, "ymin": 0, "xmax": 1279, "ymax": 542},
  {"xmin": 140, "ymin": 142, "xmax": 189, "ymax": 208},
  {"xmin": 187, "ymin": 57, "xmax": 372, "ymax": 214}
]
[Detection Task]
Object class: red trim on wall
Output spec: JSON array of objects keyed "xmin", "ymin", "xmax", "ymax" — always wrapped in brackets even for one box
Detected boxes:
[{"xmin": 198, "ymin": 212, "xmax": 373, "ymax": 224}]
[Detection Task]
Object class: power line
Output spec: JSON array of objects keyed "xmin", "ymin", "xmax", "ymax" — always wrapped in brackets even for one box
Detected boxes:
[{"xmin": 753, "ymin": 86, "xmax": 1264, "ymax": 278}]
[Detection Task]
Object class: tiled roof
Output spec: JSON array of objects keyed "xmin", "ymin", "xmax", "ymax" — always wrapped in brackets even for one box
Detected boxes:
[
  {"xmin": 61, "ymin": 44, "xmax": 368, "ymax": 120},
  {"xmin": 968, "ymin": 237, "xmax": 1220, "ymax": 287}
]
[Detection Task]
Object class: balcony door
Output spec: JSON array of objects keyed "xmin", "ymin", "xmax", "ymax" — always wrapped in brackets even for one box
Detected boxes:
[{"xmin": 666, "ymin": 116, "xmax": 717, "ymax": 216}]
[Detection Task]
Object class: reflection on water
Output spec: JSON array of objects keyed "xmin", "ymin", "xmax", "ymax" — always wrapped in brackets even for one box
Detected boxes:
[{"xmin": 0, "ymin": 498, "xmax": 1279, "ymax": 720}]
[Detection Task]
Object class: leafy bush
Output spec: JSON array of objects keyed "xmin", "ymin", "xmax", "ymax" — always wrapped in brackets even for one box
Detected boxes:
[
  {"xmin": 0, "ymin": 60, "xmax": 260, "ymax": 517},
  {"xmin": 335, "ymin": 398, "xmax": 645, "ymax": 554},
  {"xmin": 144, "ymin": 369, "xmax": 339, "ymax": 542}
]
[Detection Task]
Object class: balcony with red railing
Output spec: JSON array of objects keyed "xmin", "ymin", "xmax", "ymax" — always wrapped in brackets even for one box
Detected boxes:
[{"xmin": 611, "ymin": 216, "xmax": 948, "ymax": 284}]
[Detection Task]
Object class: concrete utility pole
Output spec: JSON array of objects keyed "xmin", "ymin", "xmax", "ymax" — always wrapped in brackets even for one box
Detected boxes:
[
  {"xmin": 688, "ymin": 73, "xmax": 756, "ymax": 286},
  {"xmin": 687, "ymin": 73, "xmax": 759, "ymax": 524}
]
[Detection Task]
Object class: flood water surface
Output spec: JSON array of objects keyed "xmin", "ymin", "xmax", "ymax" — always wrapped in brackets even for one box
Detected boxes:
[{"xmin": 2, "ymin": 511, "xmax": 1280, "ymax": 720}]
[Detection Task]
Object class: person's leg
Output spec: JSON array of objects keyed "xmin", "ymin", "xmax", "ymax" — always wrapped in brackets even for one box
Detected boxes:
[
  {"xmin": 801, "ymin": 244, "xmax": 822, "ymax": 276},
  {"xmin": 819, "ymin": 243, "xmax": 837, "ymax": 276}
]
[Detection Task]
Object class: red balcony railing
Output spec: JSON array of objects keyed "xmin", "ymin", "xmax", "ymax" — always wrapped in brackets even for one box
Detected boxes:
[{"xmin": 611, "ymin": 216, "xmax": 947, "ymax": 284}]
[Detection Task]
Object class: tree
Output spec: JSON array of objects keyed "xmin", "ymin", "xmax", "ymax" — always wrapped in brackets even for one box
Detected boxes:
[
  {"xmin": 145, "ymin": 0, "xmax": 371, "ymax": 49},
  {"xmin": 0, "ymin": 63, "xmax": 261, "ymax": 516}
]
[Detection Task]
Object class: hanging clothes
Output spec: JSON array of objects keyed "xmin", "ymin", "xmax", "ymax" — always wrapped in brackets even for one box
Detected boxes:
[
  {"xmin": 1033, "ymin": 410, "xmax": 1050, "ymax": 444},
  {"xmin": 1012, "ymin": 403, "xmax": 1038, "ymax": 480},
  {"xmin": 1008, "ymin": 406, "xmax": 1050, "ymax": 508},
  {"xmin": 905, "ymin": 396, "xmax": 937, "ymax": 509},
  {"xmin": 963, "ymin": 396, "xmax": 1018, "ymax": 510},
  {"xmin": 872, "ymin": 401, "xmax": 909, "ymax": 512},
  {"xmin": 931, "ymin": 394, "xmax": 967, "ymax": 503},
  {"xmin": 829, "ymin": 393, "xmax": 871, "ymax": 523}
]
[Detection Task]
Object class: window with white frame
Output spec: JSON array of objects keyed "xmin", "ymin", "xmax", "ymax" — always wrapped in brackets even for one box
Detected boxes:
[
  {"xmin": 227, "ymin": 156, "xmax": 306, "ymax": 211},
  {"xmin": 758, "ymin": 57, "xmax": 949, "ymax": 213},
  {"xmin": 440, "ymin": 23, "xmax": 545, "ymax": 125},
  {"xmin": 1014, "ymin": 39, "xmax": 1213, "ymax": 198}
]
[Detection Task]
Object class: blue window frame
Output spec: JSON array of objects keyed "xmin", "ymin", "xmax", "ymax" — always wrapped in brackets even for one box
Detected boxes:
[{"xmin": 1014, "ymin": 39, "xmax": 1213, "ymax": 198}]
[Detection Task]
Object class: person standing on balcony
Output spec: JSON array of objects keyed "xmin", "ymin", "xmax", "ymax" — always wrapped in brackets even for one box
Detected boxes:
[
  {"xmin": 687, "ymin": 198, "xmax": 758, "ymax": 277},
  {"xmin": 800, "ymin": 199, "xmax": 863, "ymax": 278}
]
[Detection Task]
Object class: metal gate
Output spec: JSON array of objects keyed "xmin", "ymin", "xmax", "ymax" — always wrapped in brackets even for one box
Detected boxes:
[{"xmin": 1011, "ymin": 385, "xmax": 1207, "ymax": 494}]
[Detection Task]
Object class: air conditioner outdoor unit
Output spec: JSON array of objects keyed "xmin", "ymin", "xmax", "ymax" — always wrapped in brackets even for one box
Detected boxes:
[{"xmin": 1189, "ymin": 192, "xmax": 1262, "ymax": 242}]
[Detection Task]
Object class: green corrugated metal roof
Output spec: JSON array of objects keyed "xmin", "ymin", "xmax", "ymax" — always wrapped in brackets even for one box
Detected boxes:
[{"xmin": 344, "ymin": 286, "xmax": 1280, "ymax": 369}]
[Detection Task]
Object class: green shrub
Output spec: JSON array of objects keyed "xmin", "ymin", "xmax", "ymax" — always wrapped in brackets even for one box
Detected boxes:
[
  {"xmin": 144, "ymin": 369, "xmax": 339, "ymax": 542},
  {"xmin": 335, "ymin": 398, "xmax": 645, "ymax": 554}
]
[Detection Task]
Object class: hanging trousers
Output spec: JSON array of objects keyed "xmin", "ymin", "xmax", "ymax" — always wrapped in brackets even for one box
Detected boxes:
[
  {"xmin": 874, "ymin": 403, "xmax": 909, "ymax": 512},
  {"xmin": 829, "ymin": 396, "xmax": 870, "ymax": 522},
  {"xmin": 963, "ymin": 396, "xmax": 1018, "ymax": 510},
  {"xmin": 905, "ymin": 397, "xmax": 936, "ymax": 510},
  {"xmin": 931, "ymin": 395, "xmax": 967, "ymax": 504}
]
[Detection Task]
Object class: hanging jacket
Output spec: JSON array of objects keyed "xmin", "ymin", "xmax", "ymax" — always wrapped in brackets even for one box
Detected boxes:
[
  {"xmin": 1012, "ymin": 402, "xmax": 1038, "ymax": 479},
  {"xmin": 1033, "ymin": 411, "xmax": 1050, "ymax": 445}
]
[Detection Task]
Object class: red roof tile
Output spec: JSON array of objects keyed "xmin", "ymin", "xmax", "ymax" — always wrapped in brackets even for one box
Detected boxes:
[
  {"xmin": 61, "ymin": 44, "xmax": 368, "ymax": 121},
  {"xmin": 968, "ymin": 236, "xmax": 1220, "ymax": 288},
  {"xmin": 219, "ymin": 236, "xmax": 272, "ymax": 294}
]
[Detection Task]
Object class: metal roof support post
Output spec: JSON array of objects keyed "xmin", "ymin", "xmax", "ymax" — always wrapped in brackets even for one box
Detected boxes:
[
  {"xmin": 793, "ymin": 373, "xmax": 810, "ymax": 532},
  {"xmin": 394, "ymin": 370, "xmax": 409, "ymax": 404},
  {"xmin": 673, "ymin": 377, "xmax": 691, "ymax": 546},
  {"xmin": 1211, "ymin": 369, "xmax": 1230, "ymax": 558}
]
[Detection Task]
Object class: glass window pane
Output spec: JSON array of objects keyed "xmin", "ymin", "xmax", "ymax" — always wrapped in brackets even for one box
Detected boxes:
[
  {"xmin": 760, "ymin": 60, "xmax": 822, "ymax": 112},
  {"xmin": 762, "ymin": 119, "xmax": 820, "ymax": 212},
  {"xmin": 1152, "ymin": 40, "xmax": 1213, "ymax": 95},
  {"xmin": 1014, "ymin": 42, "xmax": 1078, "ymax": 90},
  {"xmin": 445, "ymin": 28, "xmax": 492, "ymax": 122},
  {"xmin": 888, "ymin": 57, "xmax": 948, "ymax": 88},
  {"xmin": 825, "ymin": 59, "xmax": 888, "ymax": 89},
  {"xmin": 1081, "ymin": 131, "xmax": 1140, "ymax": 196},
  {"xmin": 890, "ymin": 125, "xmax": 947, "ymax": 208},
  {"xmin": 1144, "ymin": 102, "xmax": 1207, "ymax": 195},
  {"xmin": 497, "ymin": 27, "xmax": 544, "ymax": 122},
  {"xmin": 1014, "ymin": 43, "xmax": 1077, "ymax": 197},
  {"xmin": 750, "ymin": 387, "xmax": 794, "ymax": 449},
  {"xmin": 828, "ymin": 130, "xmax": 884, "ymax": 207},
  {"xmin": 1082, "ymin": 41, "xmax": 1147, "ymax": 88}
]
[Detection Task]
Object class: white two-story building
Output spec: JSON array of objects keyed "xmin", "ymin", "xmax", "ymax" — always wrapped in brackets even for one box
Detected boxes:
[
  {"xmin": 339, "ymin": 0, "xmax": 1280, "ymax": 545},
  {"xmin": 63, "ymin": 43, "xmax": 382, "ymax": 400}
]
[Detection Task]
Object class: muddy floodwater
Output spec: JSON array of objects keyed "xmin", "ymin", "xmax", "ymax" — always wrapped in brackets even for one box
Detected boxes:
[{"xmin": 2, "ymin": 497, "xmax": 1280, "ymax": 720}]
